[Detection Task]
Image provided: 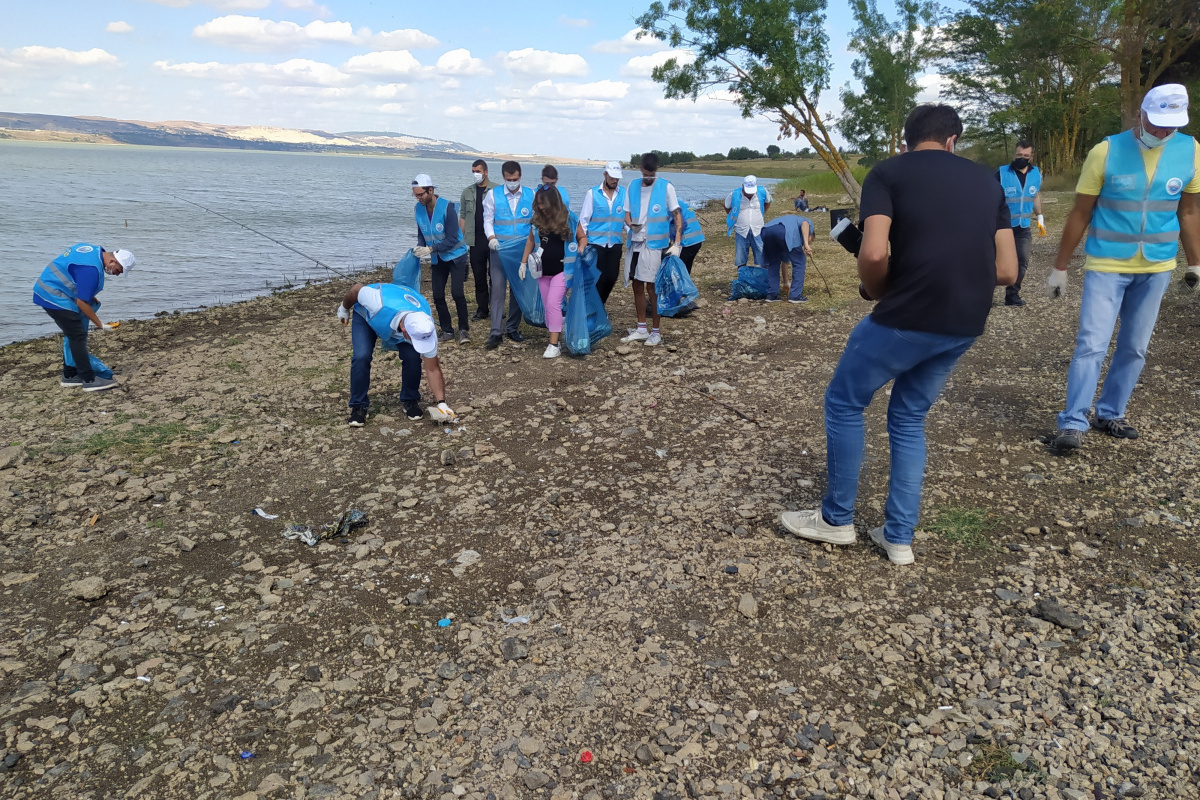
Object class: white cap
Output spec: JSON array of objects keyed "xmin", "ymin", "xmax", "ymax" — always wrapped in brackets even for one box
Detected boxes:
[
  {"xmin": 1142, "ymin": 84, "xmax": 1188, "ymax": 128},
  {"xmin": 396, "ymin": 311, "xmax": 437, "ymax": 356},
  {"xmin": 604, "ymin": 160, "xmax": 623, "ymax": 179},
  {"xmin": 113, "ymin": 249, "xmax": 135, "ymax": 271},
  {"xmin": 743, "ymin": 175, "xmax": 758, "ymax": 191},
  {"xmin": 411, "ymin": 173, "xmax": 434, "ymax": 189}
]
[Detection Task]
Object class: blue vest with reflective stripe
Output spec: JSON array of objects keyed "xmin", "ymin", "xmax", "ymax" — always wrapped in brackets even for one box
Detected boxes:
[
  {"xmin": 726, "ymin": 186, "xmax": 768, "ymax": 235},
  {"xmin": 357, "ymin": 283, "xmax": 432, "ymax": 351},
  {"xmin": 415, "ymin": 197, "xmax": 468, "ymax": 263},
  {"xmin": 628, "ymin": 178, "xmax": 672, "ymax": 249},
  {"xmin": 563, "ymin": 212, "xmax": 581, "ymax": 272},
  {"xmin": 587, "ymin": 185, "xmax": 627, "ymax": 247},
  {"xmin": 999, "ymin": 165, "xmax": 1041, "ymax": 228},
  {"xmin": 1085, "ymin": 130, "xmax": 1196, "ymax": 262},
  {"xmin": 555, "ymin": 185, "xmax": 569, "ymax": 206},
  {"xmin": 491, "ymin": 186, "xmax": 535, "ymax": 241},
  {"xmin": 671, "ymin": 202, "xmax": 705, "ymax": 246},
  {"xmin": 33, "ymin": 244, "xmax": 105, "ymax": 312}
]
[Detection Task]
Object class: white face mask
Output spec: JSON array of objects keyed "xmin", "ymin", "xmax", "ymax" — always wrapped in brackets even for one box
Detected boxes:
[
  {"xmin": 1137, "ymin": 125, "xmax": 1176, "ymax": 149},
  {"xmin": 472, "ymin": 172, "xmax": 485, "ymax": 184},
  {"xmin": 505, "ymin": 180, "xmax": 521, "ymax": 191}
]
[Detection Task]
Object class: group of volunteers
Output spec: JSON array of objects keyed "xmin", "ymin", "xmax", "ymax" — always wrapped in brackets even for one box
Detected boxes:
[{"xmin": 31, "ymin": 84, "xmax": 1198, "ymax": 567}]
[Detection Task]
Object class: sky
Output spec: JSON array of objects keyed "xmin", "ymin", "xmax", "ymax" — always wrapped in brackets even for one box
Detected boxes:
[{"xmin": 0, "ymin": 0, "xmax": 943, "ymax": 160}]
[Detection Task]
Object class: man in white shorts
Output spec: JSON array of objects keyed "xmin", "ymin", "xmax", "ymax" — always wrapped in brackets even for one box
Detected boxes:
[{"xmin": 622, "ymin": 151, "xmax": 685, "ymax": 346}]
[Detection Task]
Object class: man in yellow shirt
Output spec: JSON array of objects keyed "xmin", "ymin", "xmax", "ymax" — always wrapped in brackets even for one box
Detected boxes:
[{"xmin": 1049, "ymin": 84, "xmax": 1200, "ymax": 452}]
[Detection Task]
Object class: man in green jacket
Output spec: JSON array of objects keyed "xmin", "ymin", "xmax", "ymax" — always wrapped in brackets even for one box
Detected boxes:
[{"xmin": 460, "ymin": 159, "xmax": 499, "ymax": 321}]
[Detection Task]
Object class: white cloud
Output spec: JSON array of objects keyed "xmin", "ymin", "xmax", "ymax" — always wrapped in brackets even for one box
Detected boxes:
[
  {"xmin": 527, "ymin": 79, "xmax": 629, "ymax": 101},
  {"xmin": 592, "ymin": 28, "xmax": 664, "ymax": 54},
  {"xmin": 192, "ymin": 15, "xmax": 438, "ymax": 51},
  {"xmin": 435, "ymin": 49, "xmax": 489, "ymax": 77},
  {"xmin": 916, "ymin": 73, "xmax": 945, "ymax": 103},
  {"xmin": 106, "ymin": 21, "xmax": 134, "ymax": 34},
  {"xmin": 368, "ymin": 83, "xmax": 410, "ymax": 99},
  {"xmin": 278, "ymin": 0, "xmax": 332, "ymax": 18},
  {"xmin": 366, "ymin": 29, "xmax": 439, "ymax": 50},
  {"xmin": 155, "ymin": 58, "xmax": 350, "ymax": 87},
  {"xmin": 622, "ymin": 50, "xmax": 695, "ymax": 78},
  {"xmin": 501, "ymin": 48, "xmax": 588, "ymax": 78},
  {"xmin": 9, "ymin": 46, "xmax": 119, "ymax": 67},
  {"xmin": 558, "ymin": 15, "xmax": 592, "ymax": 28},
  {"xmin": 147, "ymin": 0, "xmax": 270, "ymax": 8},
  {"xmin": 342, "ymin": 51, "xmax": 429, "ymax": 79}
]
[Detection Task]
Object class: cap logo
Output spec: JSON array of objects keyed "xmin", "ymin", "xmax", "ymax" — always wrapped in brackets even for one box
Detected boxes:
[
  {"xmin": 1166, "ymin": 177, "xmax": 1184, "ymax": 195},
  {"xmin": 77, "ymin": 245, "xmax": 93, "ymax": 253}
]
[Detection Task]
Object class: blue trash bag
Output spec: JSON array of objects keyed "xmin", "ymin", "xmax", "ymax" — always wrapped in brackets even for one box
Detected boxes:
[
  {"xmin": 496, "ymin": 237, "xmax": 546, "ymax": 327},
  {"xmin": 392, "ymin": 249, "xmax": 421, "ymax": 290},
  {"xmin": 655, "ymin": 255, "xmax": 700, "ymax": 317},
  {"xmin": 62, "ymin": 337, "xmax": 113, "ymax": 380},
  {"xmin": 561, "ymin": 247, "xmax": 612, "ymax": 354},
  {"xmin": 728, "ymin": 265, "xmax": 769, "ymax": 300}
]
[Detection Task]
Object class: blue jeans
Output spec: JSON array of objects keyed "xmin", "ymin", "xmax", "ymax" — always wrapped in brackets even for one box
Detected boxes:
[
  {"xmin": 1057, "ymin": 270, "xmax": 1171, "ymax": 431},
  {"xmin": 733, "ymin": 232, "xmax": 764, "ymax": 267},
  {"xmin": 822, "ymin": 317, "xmax": 976, "ymax": 545},
  {"xmin": 349, "ymin": 312, "xmax": 422, "ymax": 409},
  {"xmin": 765, "ymin": 248, "xmax": 806, "ymax": 300}
]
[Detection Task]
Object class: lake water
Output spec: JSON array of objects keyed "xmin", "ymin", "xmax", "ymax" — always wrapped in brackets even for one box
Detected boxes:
[{"xmin": 1, "ymin": 141, "xmax": 772, "ymax": 344}]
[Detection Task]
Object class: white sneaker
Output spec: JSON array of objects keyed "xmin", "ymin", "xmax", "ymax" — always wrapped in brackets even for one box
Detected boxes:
[
  {"xmin": 644, "ymin": 331, "xmax": 662, "ymax": 346},
  {"xmin": 621, "ymin": 329, "xmax": 650, "ymax": 342},
  {"xmin": 780, "ymin": 509, "xmax": 856, "ymax": 545},
  {"xmin": 869, "ymin": 526, "xmax": 915, "ymax": 565},
  {"xmin": 543, "ymin": 343, "xmax": 561, "ymax": 359}
]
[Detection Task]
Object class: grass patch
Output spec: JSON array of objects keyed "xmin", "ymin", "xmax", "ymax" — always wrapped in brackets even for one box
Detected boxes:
[
  {"xmin": 774, "ymin": 167, "xmax": 869, "ymax": 196},
  {"xmin": 966, "ymin": 743, "xmax": 1044, "ymax": 783},
  {"xmin": 55, "ymin": 421, "xmax": 221, "ymax": 457},
  {"xmin": 925, "ymin": 507, "xmax": 993, "ymax": 549},
  {"xmin": 224, "ymin": 360, "xmax": 247, "ymax": 373}
]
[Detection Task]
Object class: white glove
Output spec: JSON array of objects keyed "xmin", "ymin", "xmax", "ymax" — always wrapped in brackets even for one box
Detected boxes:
[
  {"xmin": 1047, "ymin": 269, "xmax": 1068, "ymax": 299},
  {"xmin": 337, "ymin": 303, "xmax": 350, "ymax": 324},
  {"xmin": 1184, "ymin": 266, "xmax": 1200, "ymax": 290},
  {"xmin": 428, "ymin": 402, "xmax": 457, "ymax": 422},
  {"xmin": 93, "ymin": 322, "xmax": 109, "ymax": 333},
  {"xmin": 519, "ymin": 262, "xmax": 527, "ymax": 280},
  {"xmin": 413, "ymin": 246, "xmax": 432, "ymax": 259},
  {"xmin": 101, "ymin": 322, "xmax": 119, "ymax": 331},
  {"xmin": 488, "ymin": 238, "xmax": 500, "ymax": 251},
  {"xmin": 667, "ymin": 244, "xmax": 682, "ymax": 257}
]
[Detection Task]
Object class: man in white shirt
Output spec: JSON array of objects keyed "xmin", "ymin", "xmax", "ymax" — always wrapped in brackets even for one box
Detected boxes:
[
  {"xmin": 621, "ymin": 152, "xmax": 684, "ymax": 346},
  {"xmin": 577, "ymin": 160, "xmax": 628, "ymax": 303},
  {"xmin": 724, "ymin": 175, "xmax": 773, "ymax": 267},
  {"xmin": 481, "ymin": 160, "xmax": 529, "ymax": 348}
]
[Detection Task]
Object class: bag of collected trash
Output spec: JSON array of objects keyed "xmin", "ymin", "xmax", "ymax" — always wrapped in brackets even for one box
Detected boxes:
[
  {"xmin": 392, "ymin": 249, "xmax": 421, "ymax": 291},
  {"xmin": 561, "ymin": 246, "xmax": 612, "ymax": 354},
  {"xmin": 728, "ymin": 265, "xmax": 769, "ymax": 300},
  {"xmin": 62, "ymin": 338, "xmax": 113, "ymax": 380},
  {"xmin": 496, "ymin": 237, "xmax": 546, "ymax": 327},
  {"xmin": 656, "ymin": 255, "xmax": 700, "ymax": 317}
]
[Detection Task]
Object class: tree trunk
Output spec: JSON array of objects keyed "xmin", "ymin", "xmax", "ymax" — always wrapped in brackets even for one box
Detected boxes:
[{"xmin": 782, "ymin": 99, "xmax": 864, "ymax": 208}]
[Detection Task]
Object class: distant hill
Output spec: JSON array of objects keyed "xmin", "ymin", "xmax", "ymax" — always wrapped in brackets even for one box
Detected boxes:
[{"xmin": 0, "ymin": 112, "xmax": 479, "ymax": 157}]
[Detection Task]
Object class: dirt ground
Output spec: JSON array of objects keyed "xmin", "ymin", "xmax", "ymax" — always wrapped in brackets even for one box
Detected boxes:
[{"xmin": 1, "ymin": 193, "xmax": 1198, "ymax": 800}]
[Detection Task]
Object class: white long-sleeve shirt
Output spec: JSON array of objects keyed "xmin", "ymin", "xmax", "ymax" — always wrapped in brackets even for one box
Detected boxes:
[{"xmin": 482, "ymin": 185, "xmax": 524, "ymax": 240}]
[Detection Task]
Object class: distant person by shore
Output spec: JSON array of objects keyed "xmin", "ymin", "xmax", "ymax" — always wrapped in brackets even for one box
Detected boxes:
[{"xmin": 793, "ymin": 190, "xmax": 809, "ymax": 211}]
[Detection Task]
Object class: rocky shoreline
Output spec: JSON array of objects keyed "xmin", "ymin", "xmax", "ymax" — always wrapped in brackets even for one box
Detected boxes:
[{"xmin": 1, "ymin": 198, "xmax": 1198, "ymax": 800}]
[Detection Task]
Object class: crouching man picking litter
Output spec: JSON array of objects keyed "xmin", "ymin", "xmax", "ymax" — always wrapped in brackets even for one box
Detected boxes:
[
  {"xmin": 337, "ymin": 283, "xmax": 456, "ymax": 427},
  {"xmin": 780, "ymin": 104, "xmax": 1017, "ymax": 565}
]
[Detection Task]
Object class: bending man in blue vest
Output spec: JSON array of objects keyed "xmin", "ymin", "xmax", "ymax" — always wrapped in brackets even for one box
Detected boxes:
[
  {"xmin": 724, "ymin": 175, "xmax": 771, "ymax": 267},
  {"xmin": 32, "ymin": 244, "xmax": 135, "ymax": 392},
  {"xmin": 621, "ymin": 152, "xmax": 684, "ymax": 346},
  {"xmin": 412, "ymin": 173, "xmax": 471, "ymax": 345},
  {"xmin": 482, "ymin": 160, "xmax": 532, "ymax": 349},
  {"xmin": 337, "ymin": 282, "xmax": 455, "ymax": 427},
  {"xmin": 1049, "ymin": 84, "xmax": 1200, "ymax": 452},
  {"xmin": 760, "ymin": 214, "xmax": 813, "ymax": 303},
  {"xmin": 995, "ymin": 140, "xmax": 1044, "ymax": 306}
]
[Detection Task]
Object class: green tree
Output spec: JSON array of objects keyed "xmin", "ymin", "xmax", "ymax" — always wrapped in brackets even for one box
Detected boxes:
[
  {"xmin": 838, "ymin": 0, "xmax": 938, "ymax": 165},
  {"xmin": 1111, "ymin": 0, "xmax": 1200, "ymax": 126},
  {"xmin": 636, "ymin": 0, "xmax": 862, "ymax": 205},
  {"xmin": 766, "ymin": 144, "xmax": 781, "ymax": 157},
  {"xmin": 728, "ymin": 146, "xmax": 765, "ymax": 159}
]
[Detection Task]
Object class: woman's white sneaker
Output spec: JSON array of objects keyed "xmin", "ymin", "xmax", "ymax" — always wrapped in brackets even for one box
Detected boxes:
[
  {"xmin": 543, "ymin": 343, "xmax": 561, "ymax": 359},
  {"xmin": 780, "ymin": 509, "xmax": 856, "ymax": 545},
  {"xmin": 869, "ymin": 526, "xmax": 914, "ymax": 565}
]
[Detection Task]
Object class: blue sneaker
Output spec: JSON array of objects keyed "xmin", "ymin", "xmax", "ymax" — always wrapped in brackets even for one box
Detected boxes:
[{"xmin": 788, "ymin": 296, "xmax": 809, "ymax": 304}]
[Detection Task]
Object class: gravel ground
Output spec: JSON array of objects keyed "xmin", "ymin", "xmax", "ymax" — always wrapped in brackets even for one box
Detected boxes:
[{"xmin": 1, "ymin": 197, "xmax": 1198, "ymax": 800}]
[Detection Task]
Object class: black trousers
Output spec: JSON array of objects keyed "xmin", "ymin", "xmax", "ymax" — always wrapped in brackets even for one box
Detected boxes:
[
  {"xmin": 468, "ymin": 244, "xmax": 490, "ymax": 314},
  {"xmin": 1008, "ymin": 227, "xmax": 1031, "ymax": 299},
  {"xmin": 593, "ymin": 244, "xmax": 623, "ymax": 304},
  {"xmin": 43, "ymin": 307, "xmax": 95, "ymax": 381},
  {"xmin": 431, "ymin": 255, "xmax": 470, "ymax": 333},
  {"xmin": 680, "ymin": 242, "xmax": 702, "ymax": 273}
]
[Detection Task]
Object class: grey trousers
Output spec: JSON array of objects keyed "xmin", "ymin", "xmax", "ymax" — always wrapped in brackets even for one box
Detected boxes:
[
  {"xmin": 488, "ymin": 251, "xmax": 523, "ymax": 337},
  {"xmin": 1008, "ymin": 227, "xmax": 1032, "ymax": 299}
]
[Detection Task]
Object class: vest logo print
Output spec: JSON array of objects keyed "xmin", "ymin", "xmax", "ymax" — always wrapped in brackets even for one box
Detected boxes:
[
  {"xmin": 651, "ymin": 204, "xmax": 661, "ymax": 213},
  {"xmin": 1005, "ymin": 187, "xmax": 1019, "ymax": 197},
  {"xmin": 77, "ymin": 245, "xmax": 93, "ymax": 253},
  {"xmin": 520, "ymin": 208, "xmax": 530, "ymax": 217},
  {"xmin": 435, "ymin": 223, "xmax": 444, "ymax": 232},
  {"xmin": 615, "ymin": 205, "xmax": 623, "ymax": 213},
  {"xmin": 568, "ymin": 243, "xmax": 577, "ymax": 253},
  {"xmin": 1165, "ymin": 177, "xmax": 1184, "ymax": 196},
  {"xmin": 1028, "ymin": 185, "xmax": 1038, "ymax": 195},
  {"xmin": 403, "ymin": 293, "xmax": 422, "ymax": 306},
  {"xmin": 1111, "ymin": 174, "xmax": 1137, "ymax": 192}
]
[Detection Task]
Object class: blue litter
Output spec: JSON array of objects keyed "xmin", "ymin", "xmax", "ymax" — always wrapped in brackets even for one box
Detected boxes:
[
  {"xmin": 437, "ymin": 618, "xmax": 452, "ymax": 628},
  {"xmin": 239, "ymin": 751, "xmax": 254, "ymax": 759}
]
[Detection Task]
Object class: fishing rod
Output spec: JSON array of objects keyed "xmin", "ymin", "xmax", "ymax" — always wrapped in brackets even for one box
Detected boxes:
[{"xmin": 169, "ymin": 194, "xmax": 353, "ymax": 280}]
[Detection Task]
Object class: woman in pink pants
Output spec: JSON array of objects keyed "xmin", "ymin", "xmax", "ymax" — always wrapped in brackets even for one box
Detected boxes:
[{"xmin": 521, "ymin": 186, "xmax": 575, "ymax": 359}]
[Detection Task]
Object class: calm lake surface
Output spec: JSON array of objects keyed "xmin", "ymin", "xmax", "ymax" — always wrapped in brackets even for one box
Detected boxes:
[{"xmin": 1, "ymin": 141, "xmax": 773, "ymax": 344}]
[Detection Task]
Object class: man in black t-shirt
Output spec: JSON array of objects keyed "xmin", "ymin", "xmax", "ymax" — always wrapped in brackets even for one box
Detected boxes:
[{"xmin": 780, "ymin": 104, "xmax": 1017, "ymax": 566}]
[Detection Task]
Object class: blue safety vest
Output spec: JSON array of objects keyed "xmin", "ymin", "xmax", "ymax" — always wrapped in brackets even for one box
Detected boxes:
[
  {"xmin": 998, "ymin": 164, "xmax": 1041, "ymax": 228},
  {"xmin": 491, "ymin": 186, "xmax": 535, "ymax": 241},
  {"xmin": 1085, "ymin": 130, "xmax": 1196, "ymax": 262},
  {"xmin": 563, "ymin": 212, "xmax": 581, "ymax": 272},
  {"xmin": 627, "ymin": 178, "xmax": 673, "ymax": 249},
  {"xmin": 726, "ymin": 186, "xmax": 768, "ymax": 235},
  {"xmin": 32, "ymin": 243, "xmax": 106, "ymax": 312},
  {"xmin": 587, "ymin": 185, "xmax": 627, "ymax": 247},
  {"xmin": 415, "ymin": 197, "xmax": 468, "ymax": 263},
  {"xmin": 356, "ymin": 283, "xmax": 433, "ymax": 351},
  {"xmin": 555, "ymin": 185, "xmax": 569, "ymax": 206},
  {"xmin": 670, "ymin": 202, "xmax": 705, "ymax": 247}
]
